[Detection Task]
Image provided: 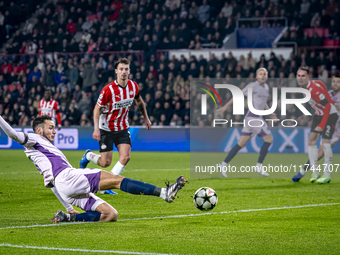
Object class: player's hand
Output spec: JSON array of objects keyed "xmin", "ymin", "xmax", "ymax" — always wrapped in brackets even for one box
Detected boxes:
[
  {"xmin": 93, "ymin": 129, "xmax": 101, "ymax": 141},
  {"xmin": 315, "ymin": 126, "xmax": 323, "ymax": 132},
  {"xmin": 145, "ymin": 118, "xmax": 151, "ymax": 130},
  {"xmin": 57, "ymin": 124, "xmax": 62, "ymax": 130},
  {"xmin": 67, "ymin": 209, "xmax": 80, "ymax": 214},
  {"xmin": 335, "ymin": 103, "xmax": 340, "ymax": 112}
]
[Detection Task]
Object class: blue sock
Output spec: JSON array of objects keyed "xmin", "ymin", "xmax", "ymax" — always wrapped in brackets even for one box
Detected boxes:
[
  {"xmin": 120, "ymin": 178, "xmax": 160, "ymax": 196},
  {"xmin": 224, "ymin": 144, "xmax": 242, "ymax": 163},
  {"xmin": 74, "ymin": 211, "xmax": 101, "ymax": 222},
  {"xmin": 258, "ymin": 142, "xmax": 271, "ymax": 164},
  {"xmin": 304, "ymin": 159, "xmax": 310, "ymax": 171}
]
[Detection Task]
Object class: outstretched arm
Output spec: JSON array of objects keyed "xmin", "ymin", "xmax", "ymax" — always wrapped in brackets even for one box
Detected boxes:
[
  {"xmin": 216, "ymin": 98, "xmax": 233, "ymax": 113},
  {"xmin": 51, "ymin": 187, "xmax": 78, "ymax": 214},
  {"xmin": 0, "ymin": 115, "xmax": 27, "ymax": 144}
]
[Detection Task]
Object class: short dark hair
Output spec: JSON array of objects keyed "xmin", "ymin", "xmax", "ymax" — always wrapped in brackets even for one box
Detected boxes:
[
  {"xmin": 298, "ymin": 66, "xmax": 309, "ymax": 75},
  {"xmin": 114, "ymin": 58, "xmax": 130, "ymax": 69},
  {"xmin": 32, "ymin": 115, "xmax": 52, "ymax": 132},
  {"xmin": 332, "ymin": 73, "xmax": 340, "ymax": 79}
]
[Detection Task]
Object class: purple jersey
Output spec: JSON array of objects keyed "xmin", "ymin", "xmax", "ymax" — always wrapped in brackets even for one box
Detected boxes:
[
  {"xmin": 22, "ymin": 133, "xmax": 73, "ymax": 187},
  {"xmin": 242, "ymin": 81, "xmax": 269, "ymax": 117}
]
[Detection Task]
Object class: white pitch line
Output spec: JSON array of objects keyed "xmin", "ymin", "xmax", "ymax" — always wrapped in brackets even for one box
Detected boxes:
[
  {"xmin": 0, "ymin": 202, "xmax": 339, "ymax": 230},
  {"xmin": 128, "ymin": 168, "xmax": 190, "ymax": 172},
  {"xmin": 0, "ymin": 169, "xmax": 190, "ymax": 174},
  {"xmin": 0, "ymin": 171, "xmax": 37, "ymax": 175},
  {"xmin": 0, "ymin": 243, "xmax": 181, "ymax": 255}
]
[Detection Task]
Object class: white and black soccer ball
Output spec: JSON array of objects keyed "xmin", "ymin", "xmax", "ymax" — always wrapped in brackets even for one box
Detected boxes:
[{"xmin": 193, "ymin": 187, "xmax": 218, "ymax": 211}]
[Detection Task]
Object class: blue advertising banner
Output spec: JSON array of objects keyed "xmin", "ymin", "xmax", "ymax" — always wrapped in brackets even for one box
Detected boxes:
[
  {"xmin": 0, "ymin": 127, "xmax": 339, "ymax": 153},
  {"xmin": 237, "ymin": 27, "xmax": 284, "ymax": 48},
  {"xmin": 0, "ymin": 127, "xmax": 190, "ymax": 152},
  {"xmin": 190, "ymin": 127, "xmax": 340, "ymax": 153}
]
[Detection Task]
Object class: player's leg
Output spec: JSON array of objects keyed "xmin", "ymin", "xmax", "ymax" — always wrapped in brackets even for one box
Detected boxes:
[
  {"xmin": 218, "ymin": 117, "xmax": 255, "ymax": 177},
  {"xmin": 252, "ymin": 133, "xmax": 272, "ymax": 177},
  {"xmin": 111, "ymin": 144, "xmax": 131, "ymax": 175},
  {"xmin": 224, "ymin": 135, "xmax": 251, "ymax": 162},
  {"xmin": 217, "ymin": 135, "xmax": 251, "ymax": 178},
  {"xmin": 52, "ymin": 193, "xmax": 117, "ymax": 223},
  {"xmin": 80, "ymin": 149, "xmax": 116, "ymax": 194},
  {"xmin": 95, "ymin": 202, "xmax": 118, "ymax": 222},
  {"xmin": 254, "ymin": 121, "xmax": 273, "ymax": 175},
  {"xmin": 308, "ymin": 116, "xmax": 323, "ymax": 182},
  {"xmin": 317, "ymin": 114, "xmax": 338, "ymax": 183},
  {"xmin": 52, "ymin": 169, "xmax": 187, "ymax": 223},
  {"xmin": 317, "ymin": 139, "xmax": 332, "ymax": 183},
  {"xmin": 258, "ymin": 134, "xmax": 272, "ymax": 164},
  {"xmin": 79, "ymin": 129, "xmax": 114, "ymax": 168},
  {"xmin": 97, "ymin": 151, "xmax": 113, "ymax": 167},
  {"xmin": 52, "ymin": 169, "xmax": 116, "ymax": 223},
  {"xmin": 292, "ymin": 144, "xmax": 325, "ymax": 182},
  {"xmin": 111, "ymin": 129, "xmax": 132, "ymax": 175},
  {"xmin": 308, "ymin": 131, "xmax": 321, "ymax": 182},
  {"xmin": 98, "ymin": 171, "xmax": 187, "ymax": 203},
  {"xmin": 293, "ymin": 125, "xmax": 339, "ymax": 182},
  {"xmin": 79, "ymin": 150, "xmax": 113, "ymax": 168},
  {"xmin": 56, "ymin": 168, "xmax": 186, "ymax": 203}
]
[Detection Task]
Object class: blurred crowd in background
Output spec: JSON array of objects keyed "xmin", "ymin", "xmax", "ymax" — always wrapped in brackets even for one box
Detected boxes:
[{"xmin": 1, "ymin": 0, "xmax": 340, "ymax": 127}]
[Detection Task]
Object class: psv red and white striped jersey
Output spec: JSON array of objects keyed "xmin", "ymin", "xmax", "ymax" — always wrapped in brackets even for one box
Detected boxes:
[
  {"xmin": 307, "ymin": 80, "xmax": 337, "ymax": 129},
  {"xmin": 39, "ymin": 99, "xmax": 62, "ymax": 126},
  {"xmin": 97, "ymin": 80, "xmax": 139, "ymax": 131}
]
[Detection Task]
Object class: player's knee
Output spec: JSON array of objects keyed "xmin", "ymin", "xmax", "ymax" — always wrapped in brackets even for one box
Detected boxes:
[
  {"xmin": 120, "ymin": 155, "xmax": 130, "ymax": 165},
  {"xmin": 308, "ymin": 139, "xmax": 317, "ymax": 146},
  {"xmin": 108, "ymin": 209, "xmax": 118, "ymax": 222},
  {"xmin": 238, "ymin": 142, "xmax": 246, "ymax": 148},
  {"xmin": 98, "ymin": 157, "xmax": 112, "ymax": 167},
  {"xmin": 103, "ymin": 160, "xmax": 112, "ymax": 168},
  {"xmin": 100, "ymin": 209, "xmax": 118, "ymax": 222},
  {"xmin": 265, "ymin": 137, "xmax": 273, "ymax": 144}
]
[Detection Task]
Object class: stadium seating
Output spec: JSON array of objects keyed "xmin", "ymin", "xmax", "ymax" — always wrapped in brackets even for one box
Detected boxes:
[{"xmin": 0, "ymin": 0, "xmax": 339, "ymax": 127}]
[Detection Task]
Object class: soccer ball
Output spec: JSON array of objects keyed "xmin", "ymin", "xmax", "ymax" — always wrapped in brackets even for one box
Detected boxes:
[{"xmin": 193, "ymin": 187, "xmax": 218, "ymax": 211}]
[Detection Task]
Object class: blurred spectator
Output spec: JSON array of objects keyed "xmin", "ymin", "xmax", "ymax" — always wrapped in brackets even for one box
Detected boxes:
[
  {"xmin": 65, "ymin": 60, "xmax": 79, "ymax": 92},
  {"xmin": 198, "ymin": 0, "xmax": 210, "ymax": 24},
  {"xmin": 28, "ymin": 67, "xmax": 42, "ymax": 81},
  {"xmin": 80, "ymin": 59, "xmax": 99, "ymax": 92},
  {"xmin": 78, "ymin": 91, "xmax": 91, "ymax": 116}
]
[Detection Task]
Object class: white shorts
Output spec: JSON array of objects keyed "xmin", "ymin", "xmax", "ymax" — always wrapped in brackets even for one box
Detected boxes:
[
  {"xmin": 241, "ymin": 116, "xmax": 272, "ymax": 138},
  {"xmin": 55, "ymin": 168, "xmax": 105, "ymax": 212}
]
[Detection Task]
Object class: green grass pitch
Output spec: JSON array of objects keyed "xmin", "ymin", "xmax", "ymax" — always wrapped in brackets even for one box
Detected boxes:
[{"xmin": 0, "ymin": 150, "xmax": 340, "ymax": 255}]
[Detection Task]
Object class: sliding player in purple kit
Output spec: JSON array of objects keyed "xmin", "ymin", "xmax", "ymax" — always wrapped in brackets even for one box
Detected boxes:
[
  {"xmin": 0, "ymin": 115, "xmax": 186, "ymax": 222},
  {"xmin": 216, "ymin": 68, "xmax": 276, "ymax": 177}
]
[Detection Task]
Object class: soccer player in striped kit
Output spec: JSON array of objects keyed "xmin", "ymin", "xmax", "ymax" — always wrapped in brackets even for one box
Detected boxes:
[
  {"xmin": 80, "ymin": 58, "xmax": 151, "ymax": 180},
  {"xmin": 294, "ymin": 67, "xmax": 339, "ymax": 183},
  {"xmin": 39, "ymin": 88, "xmax": 62, "ymax": 130},
  {"xmin": 293, "ymin": 72, "xmax": 340, "ymax": 183}
]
